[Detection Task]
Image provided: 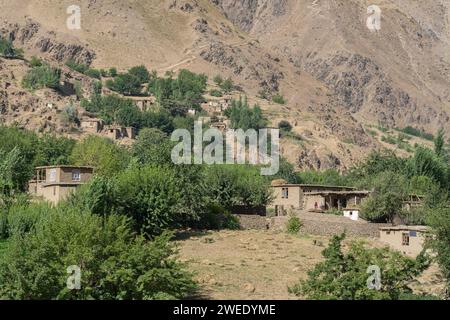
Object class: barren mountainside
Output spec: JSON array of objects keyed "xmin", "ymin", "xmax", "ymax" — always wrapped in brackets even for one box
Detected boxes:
[{"xmin": 0, "ymin": 0, "xmax": 449, "ymax": 170}]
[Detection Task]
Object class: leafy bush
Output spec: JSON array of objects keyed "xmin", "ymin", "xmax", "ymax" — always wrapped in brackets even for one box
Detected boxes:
[
  {"xmin": 61, "ymin": 103, "xmax": 79, "ymax": 124},
  {"xmin": 0, "ymin": 37, "xmax": 23, "ymax": 58},
  {"xmin": 213, "ymin": 75, "xmax": 223, "ymax": 86},
  {"xmin": 106, "ymin": 73, "xmax": 143, "ymax": 95},
  {"xmin": 278, "ymin": 120, "xmax": 292, "ymax": 132},
  {"xmin": 66, "ymin": 59, "xmax": 89, "ymax": 74},
  {"xmin": 219, "ymin": 77, "xmax": 233, "ymax": 93},
  {"xmin": 84, "ymin": 68, "xmax": 102, "ymax": 80},
  {"xmin": 286, "ymin": 215, "xmax": 302, "ymax": 235},
  {"xmin": 272, "ymin": 93, "xmax": 286, "ymax": 105},
  {"xmin": 114, "ymin": 165, "xmax": 184, "ymax": 237},
  {"xmin": 360, "ymin": 172, "xmax": 409, "ymax": 222},
  {"xmin": 0, "ymin": 206, "xmax": 196, "ymax": 300},
  {"xmin": 397, "ymin": 126, "xmax": 434, "ymax": 141},
  {"xmin": 289, "ymin": 233, "xmax": 429, "ymax": 300},
  {"xmin": 29, "ymin": 56, "xmax": 43, "ymax": 67},
  {"xmin": 22, "ymin": 65, "xmax": 61, "ymax": 90},
  {"xmin": 109, "ymin": 67, "xmax": 118, "ymax": 77},
  {"xmin": 196, "ymin": 204, "xmax": 240, "ymax": 230},
  {"xmin": 128, "ymin": 65, "xmax": 151, "ymax": 84},
  {"xmin": 209, "ymin": 89, "xmax": 223, "ymax": 97},
  {"xmin": 224, "ymin": 97, "xmax": 267, "ymax": 130},
  {"xmin": 70, "ymin": 136, "xmax": 130, "ymax": 176}
]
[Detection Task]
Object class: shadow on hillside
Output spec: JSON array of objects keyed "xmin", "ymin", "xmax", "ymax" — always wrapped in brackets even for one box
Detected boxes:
[{"xmin": 173, "ymin": 229, "xmax": 214, "ymax": 241}]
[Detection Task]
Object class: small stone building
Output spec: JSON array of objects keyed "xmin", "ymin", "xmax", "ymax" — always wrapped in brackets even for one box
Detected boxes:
[
  {"xmin": 379, "ymin": 225, "xmax": 430, "ymax": 257},
  {"xmin": 269, "ymin": 180, "xmax": 370, "ymax": 215},
  {"xmin": 28, "ymin": 166, "xmax": 94, "ymax": 204},
  {"xmin": 81, "ymin": 118, "xmax": 104, "ymax": 134}
]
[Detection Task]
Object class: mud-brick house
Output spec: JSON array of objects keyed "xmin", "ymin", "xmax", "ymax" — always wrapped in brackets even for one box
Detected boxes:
[
  {"xmin": 379, "ymin": 225, "xmax": 430, "ymax": 257},
  {"xmin": 28, "ymin": 166, "xmax": 94, "ymax": 204},
  {"xmin": 80, "ymin": 118, "xmax": 104, "ymax": 134},
  {"xmin": 269, "ymin": 180, "xmax": 370, "ymax": 216},
  {"xmin": 105, "ymin": 126, "xmax": 136, "ymax": 141}
]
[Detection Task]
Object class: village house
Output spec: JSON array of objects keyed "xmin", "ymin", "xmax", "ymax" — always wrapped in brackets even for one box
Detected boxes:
[
  {"xmin": 379, "ymin": 225, "xmax": 430, "ymax": 257},
  {"xmin": 201, "ymin": 96, "xmax": 232, "ymax": 115},
  {"xmin": 105, "ymin": 125, "xmax": 136, "ymax": 141},
  {"xmin": 269, "ymin": 180, "xmax": 370, "ymax": 216},
  {"xmin": 80, "ymin": 118, "xmax": 104, "ymax": 134},
  {"xmin": 28, "ymin": 165, "xmax": 94, "ymax": 204},
  {"xmin": 128, "ymin": 96, "xmax": 156, "ymax": 112}
]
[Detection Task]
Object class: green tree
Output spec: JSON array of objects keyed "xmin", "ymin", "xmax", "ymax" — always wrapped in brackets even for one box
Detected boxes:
[
  {"xmin": 289, "ymin": 234, "xmax": 429, "ymax": 300},
  {"xmin": 434, "ymin": 128, "xmax": 445, "ymax": 158},
  {"xmin": 114, "ymin": 165, "xmax": 183, "ymax": 237},
  {"xmin": 132, "ymin": 128, "xmax": 173, "ymax": 165},
  {"xmin": 128, "ymin": 65, "xmax": 151, "ymax": 84},
  {"xmin": 360, "ymin": 172, "xmax": 409, "ymax": 222},
  {"xmin": 70, "ymin": 136, "xmax": 130, "ymax": 176},
  {"xmin": 0, "ymin": 206, "xmax": 196, "ymax": 299},
  {"xmin": 22, "ymin": 65, "xmax": 61, "ymax": 90}
]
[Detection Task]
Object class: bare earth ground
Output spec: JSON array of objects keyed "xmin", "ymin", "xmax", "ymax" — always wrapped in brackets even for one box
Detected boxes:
[
  {"xmin": 177, "ymin": 229, "xmax": 378, "ymax": 300},
  {"xmin": 177, "ymin": 228, "xmax": 446, "ymax": 300}
]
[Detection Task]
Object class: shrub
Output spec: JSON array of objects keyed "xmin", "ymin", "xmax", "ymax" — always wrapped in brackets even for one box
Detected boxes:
[
  {"xmin": 61, "ymin": 103, "xmax": 79, "ymax": 124},
  {"xmin": 213, "ymin": 75, "xmax": 223, "ymax": 86},
  {"xmin": 65, "ymin": 59, "xmax": 89, "ymax": 74},
  {"xmin": 278, "ymin": 120, "xmax": 292, "ymax": 132},
  {"xmin": 0, "ymin": 206, "xmax": 196, "ymax": 300},
  {"xmin": 209, "ymin": 89, "xmax": 223, "ymax": 97},
  {"xmin": 22, "ymin": 65, "xmax": 61, "ymax": 90},
  {"xmin": 29, "ymin": 56, "xmax": 43, "ymax": 67},
  {"xmin": 219, "ymin": 77, "xmax": 233, "ymax": 93},
  {"xmin": 128, "ymin": 65, "xmax": 150, "ymax": 84},
  {"xmin": 109, "ymin": 67, "xmax": 118, "ymax": 77},
  {"xmin": 0, "ymin": 37, "xmax": 23, "ymax": 58},
  {"xmin": 84, "ymin": 68, "xmax": 102, "ymax": 79},
  {"xmin": 289, "ymin": 233, "xmax": 429, "ymax": 300},
  {"xmin": 196, "ymin": 204, "xmax": 240, "ymax": 230},
  {"xmin": 286, "ymin": 215, "xmax": 302, "ymax": 235},
  {"xmin": 272, "ymin": 93, "xmax": 286, "ymax": 104},
  {"xmin": 70, "ymin": 136, "xmax": 130, "ymax": 176}
]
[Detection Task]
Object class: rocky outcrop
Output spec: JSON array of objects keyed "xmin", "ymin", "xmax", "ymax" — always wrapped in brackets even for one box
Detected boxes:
[
  {"xmin": 1, "ymin": 20, "xmax": 95, "ymax": 65},
  {"xmin": 210, "ymin": 0, "xmax": 287, "ymax": 32}
]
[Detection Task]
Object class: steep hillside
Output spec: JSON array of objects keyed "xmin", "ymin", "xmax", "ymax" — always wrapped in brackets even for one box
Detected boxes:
[{"xmin": 0, "ymin": 0, "xmax": 448, "ymax": 170}]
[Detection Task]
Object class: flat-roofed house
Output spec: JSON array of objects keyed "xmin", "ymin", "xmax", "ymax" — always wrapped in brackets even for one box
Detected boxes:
[
  {"xmin": 81, "ymin": 118, "xmax": 104, "ymax": 134},
  {"xmin": 270, "ymin": 180, "xmax": 370, "ymax": 216},
  {"xmin": 28, "ymin": 166, "xmax": 94, "ymax": 204},
  {"xmin": 379, "ymin": 225, "xmax": 430, "ymax": 257}
]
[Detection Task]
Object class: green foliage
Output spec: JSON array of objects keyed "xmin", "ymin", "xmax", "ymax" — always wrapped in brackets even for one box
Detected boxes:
[
  {"xmin": 286, "ymin": 215, "xmax": 302, "ymax": 235},
  {"xmin": 65, "ymin": 59, "xmax": 89, "ymax": 74},
  {"xmin": 128, "ymin": 65, "xmax": 151, "ymax": 84},
  {"xmin": 297, "ymin": 169, "xmax": 350, "ymax": 187},
  {"xmin": 426, "ymin": 207, "xmax": 450, "ymax": 296},
  {"xmin": 397, "ymin": 126, "xmax": 434, "ymax": 141},
  {"xmin": 109, "ymin": 67, "xmax": 118, "ymax": 77},
  {"xmin": 0, "ymin": 205, "xmax": 196, "ymax": 299},
  {"xmin": 149, "ymin": 69, "xmax": 207, "ymax": 113},
  {"xmin": 408, "ymin": 146, "xmax": 448, "ymax": 188},
  {"xmin": 272, "ymin": 158, "xmax": 300, "ymax": 184},
  {"xmin": 213, "ymin": 75, "xmax": 223, "ymax": 86},
  {"xmin": 202, "ymin": 165, "xmax": 273, "ymax": 209},
  {"xmin": 29, "ymin": 56, "xmax": 43, "ymax": 67},
  {"xmin": 278, "ymin": 120, "xmax": 292, "ymax": 133},
  {"xmin": 434, "ymin": 128, "xmax": 445, "ymax": 158},
  {"xmin": 84, "ymin": 68, "xmax": 102, "ymax": 80},
  {"xmin": 219, "ymin": 77, "xmax": 233, "ymax": 93},
  {"xmin": 70, "ymin": 136, "xmax": 130, "ymax": 176},
  {"xmin": 114, "ymin": 165, "xmax": 184, "ymax": 237},
  {"xmin": 196, "ymin": 204, "xmax": 240, "ymax": 230},
  {"xmin": 224, "ymin": 97, "xmax": 267, "ymax": 130},
  {"xmin": 106, "ymin": 73, "xmax": 143, "ymax": 96},
  {"xmin": 289, "ymin": 233, "xmax": 429, "ymax": 300},
  {"xmin": 61, "ymin": 102, "xmax": 79, "ymax": 124},
  {"xmin": 132, "ymin": 128, "xmax": 173, "ymax": 165},
  {"xmin": 209, "ymin": 89, "xmax": 223, "ymax": 97},
  {"xmin": 360, "ymin": 172, "xmax": 409, "ymax": 222},
  {"xmin": 0, "ymin": 36, "xmax": 23, "ymax": 58},
  {"xmin": 272, "ymin": 93, "xmax": 286, "ymax": 105},
  {"xmin": 0, "ymin": 148, "xmax": 26, "ymax": 206},
  {"xmin": 22, "ymin": 64, "xmax": 61, "ymax": 90}
]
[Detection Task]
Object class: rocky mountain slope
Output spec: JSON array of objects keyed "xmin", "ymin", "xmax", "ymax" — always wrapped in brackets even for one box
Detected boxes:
[{"xmin": 0, "ymin": 0, "xmax": 448, "ymax": 170}]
